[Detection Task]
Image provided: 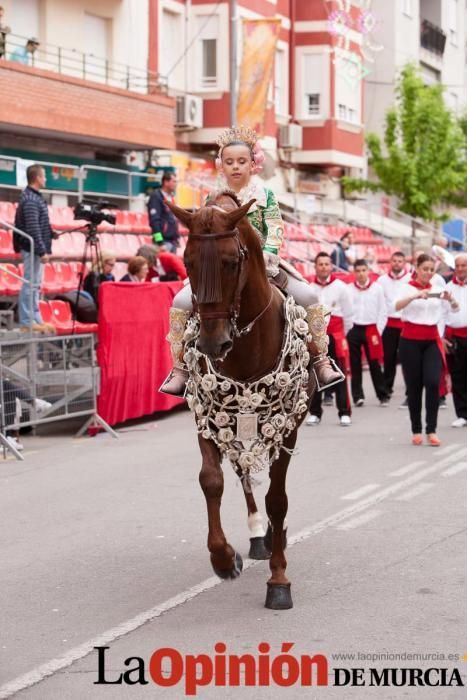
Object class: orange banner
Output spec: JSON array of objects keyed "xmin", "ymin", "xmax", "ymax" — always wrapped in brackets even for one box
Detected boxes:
[{"xmin": 236, "ymin": 18, "xmax": 281, "ymax": 134}]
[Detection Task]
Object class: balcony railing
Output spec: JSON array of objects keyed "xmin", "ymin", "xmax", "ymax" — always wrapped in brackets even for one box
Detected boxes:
[
  {"xmin": 420, "ymin": 19, "xmax": 446, "ymax": 56},
  {"xmin": 1, "ymin": 32, "xmax": 168, "ymax": 95}
]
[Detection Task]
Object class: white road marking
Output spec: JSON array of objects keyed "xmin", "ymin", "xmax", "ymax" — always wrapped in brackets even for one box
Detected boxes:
[
  {"xmin": 336, "ymin": 509, "xmax": 382, "ymax": 530},
  {"xmin": 433, "ymin": 444, "xmax": 460, "ymax": 457},
  {"xmin": 441, "ymin": 462, "xmax": 467, "ymax": 477},
  {"xmin": 1, "ymin": 446, "xmax": 466, "ymax": 700},
  {"xmin": 390, "ymin": 461, "xmax": 426, "ymax": 477},
  {"xmin": 395, "ymin": 482, "xmax": 435, "ymax": 501},
  {"xmin": 341, "ymin": 484, "xmax": 380, "ymax": 500}
]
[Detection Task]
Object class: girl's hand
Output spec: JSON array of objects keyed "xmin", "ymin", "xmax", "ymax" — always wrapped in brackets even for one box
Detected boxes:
[
  {"xmin": 440, "ymin": 291, "xmax": 452, "ymax": 302},
  {"xmin": 417, "ymin": 290, "xmax": 429, "ymax": 300}
]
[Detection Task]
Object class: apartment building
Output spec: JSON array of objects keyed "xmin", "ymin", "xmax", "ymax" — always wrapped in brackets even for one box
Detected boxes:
[
  {"xmin": 153, "ymin": 0, "xmax": 366, "ymax": 196},
  {"xmin": 0, "ymin": 0, "xmax": 174, "ymax": 203},
  {"xmin": 365, "ymin": 0, "xmax": 466, "ymax": 136}
]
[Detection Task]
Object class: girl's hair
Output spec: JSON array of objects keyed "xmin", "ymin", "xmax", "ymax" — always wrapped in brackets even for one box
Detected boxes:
[
  {"xmin": 416, "ymin": 253, "xmax": 434, "ymax": 267},
  {"xmin": 127, "ymin": 255, "xmax": 148, "ymax": 275},
  {"xmin": 92, "ymin": 250, "xmax": 115, "ymax": 273}
]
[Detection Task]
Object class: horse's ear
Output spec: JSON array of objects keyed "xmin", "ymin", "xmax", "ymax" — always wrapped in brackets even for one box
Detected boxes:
[
  {"xmin": 167, "ymin": 201, "xmax": 194, "ymax": 229},
  {"xmin": 226, "ymin": 198, "xmax": 256, "ymax": 227}
]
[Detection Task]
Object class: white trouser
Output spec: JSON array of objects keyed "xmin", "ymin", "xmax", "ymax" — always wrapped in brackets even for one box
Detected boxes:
[{"xmin": 172, "ymin": 273, "xmax": 318, "ymax": 311}]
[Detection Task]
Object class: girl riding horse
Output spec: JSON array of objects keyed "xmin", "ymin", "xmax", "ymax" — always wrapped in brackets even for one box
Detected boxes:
[{"xmin": 160, "ymin": 125, "xmax": 343, "ymax": 396}]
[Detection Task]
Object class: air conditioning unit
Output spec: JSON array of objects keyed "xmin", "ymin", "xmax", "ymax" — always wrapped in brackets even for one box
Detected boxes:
[
  {"xmin": 175, "ymin": 95, "xmax": 203, "ymax": 129},
  {"xmin": 279, "ymin": 124, "xmax": 303, "ymax": 150}
]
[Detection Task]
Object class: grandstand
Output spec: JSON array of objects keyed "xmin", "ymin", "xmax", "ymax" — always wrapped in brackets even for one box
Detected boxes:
[{"xmin": 0, "ymin": 199, "xmax": 405, "ymax": 320}]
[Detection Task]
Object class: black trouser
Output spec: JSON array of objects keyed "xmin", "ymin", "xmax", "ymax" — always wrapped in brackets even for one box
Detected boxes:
[
  {"xmin": 446, "ymin": 336, "xmax": 467, "ymax": 420},
  {"xmin": 382, "ymin": 325, "xmax": 402, "ymax": 394},
  {"xmin": 347, "ymin": 325, "xmax": 388, "ymax": 403},
  {"xmin": 309, "ymin": 335, "xmax": 351, "ymax": 418},
  {"xmin": 399, "ymin": 338, "xmax": 443, "ymax": 434}
]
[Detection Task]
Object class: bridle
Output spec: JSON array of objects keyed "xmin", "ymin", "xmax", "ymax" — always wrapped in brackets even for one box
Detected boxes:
[{"xmin": 189, "ymin": 228, "xmax": 273, "ymax": 339}]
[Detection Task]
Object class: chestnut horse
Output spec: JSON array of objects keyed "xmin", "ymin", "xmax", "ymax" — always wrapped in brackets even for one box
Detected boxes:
[{"xmin": 170, "ymin": 192, "xmax": 315, "ymax": 609}]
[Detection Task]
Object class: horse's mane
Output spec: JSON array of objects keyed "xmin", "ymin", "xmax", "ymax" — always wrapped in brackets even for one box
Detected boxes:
[{"xmin": 206, "ymin": 189, "xmax": 242, "ymax": 210}]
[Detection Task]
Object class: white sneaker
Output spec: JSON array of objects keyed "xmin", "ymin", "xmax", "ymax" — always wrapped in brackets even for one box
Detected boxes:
[
  {"xmin": 5, "ymin": 435, "xmax": 24, "ymax": 451},
  {"xmin": 35, "ymin": 398, "xmax": 52, "ymax": 413},
  {"xmin": 451, "ymin": 417, "xmax": 467, "ymax": 428},
  {"xmin": 340, "ymin": 415, "xmax": 352, "ymax": 426},
  {"xmin": 306, "ymin": 415, "xmax": 321, "ymax": 426}
]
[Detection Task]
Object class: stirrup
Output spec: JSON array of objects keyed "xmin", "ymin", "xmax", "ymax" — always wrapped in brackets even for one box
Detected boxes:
[
  {"xmin": 312, "ymin": 356, "xmax": 345, "ymax": 392},
  {"xmin": 158, "ymin": 368, "xmax": 188, "ymax": 398}
]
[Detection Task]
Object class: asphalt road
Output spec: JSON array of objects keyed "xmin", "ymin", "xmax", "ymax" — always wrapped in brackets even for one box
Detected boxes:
[{"xmin": 0, "ymin": 374, "xmax": 466, "ymax": 699}]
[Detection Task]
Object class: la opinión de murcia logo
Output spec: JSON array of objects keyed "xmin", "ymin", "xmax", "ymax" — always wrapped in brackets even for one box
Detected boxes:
[
  {"xmin": 326, "ymin": 0, "xmax": 384, "ymax": 87},
  {"xmin": 94, "ymin": 645, "xmax": 464, "ymax": 695}
]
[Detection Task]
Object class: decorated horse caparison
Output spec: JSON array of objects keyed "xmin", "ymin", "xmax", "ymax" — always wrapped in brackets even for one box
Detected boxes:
[{"xmin": 169, "ymin": 192, "xmax": 316, "ymax": 610}]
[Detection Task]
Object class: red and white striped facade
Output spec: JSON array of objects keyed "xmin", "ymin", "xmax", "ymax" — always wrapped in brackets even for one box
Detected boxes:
[{"xmin": 150, "ymin": 0, "xmax": 365, "ymax": 173}]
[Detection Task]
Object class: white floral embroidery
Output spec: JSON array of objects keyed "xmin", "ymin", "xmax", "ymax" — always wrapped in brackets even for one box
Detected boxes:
[{"xmin": 184, "ymin": 296, "xmax": 311, "ymax": 476}]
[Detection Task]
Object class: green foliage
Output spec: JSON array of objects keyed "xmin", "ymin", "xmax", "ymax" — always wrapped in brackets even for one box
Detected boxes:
[{"xmin": 343, "ymin": 64, "xmax": 467, "ymax": 221}]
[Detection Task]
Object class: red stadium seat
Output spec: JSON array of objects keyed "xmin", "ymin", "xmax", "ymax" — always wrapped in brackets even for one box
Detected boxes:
[
  {"xmin": 3, "ymin": 263, "xmax": 23, "ymax": 295},
  {"xmin": 41, "ymin": 263, "xmax": 64, "ymax": 295},
  {"xmin": 0, "ymin": 228, "xmax": 19, "ymax": 259},
  {"xmin": 48, "ymin": 300, "xmax": 98, "ymax": 334}
]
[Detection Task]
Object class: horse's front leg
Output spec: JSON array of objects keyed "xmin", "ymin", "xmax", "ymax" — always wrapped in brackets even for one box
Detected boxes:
[
  {"xmin": 264, "ymin": 431, "xmax": 296, "ymax": 610},
  {"xmin": 199, "ymin": 435, "xmax": 243, "ymax": 579},
  {"xmin": 235, "ymin": 469, "xmax": 270, "ymax": 560}
]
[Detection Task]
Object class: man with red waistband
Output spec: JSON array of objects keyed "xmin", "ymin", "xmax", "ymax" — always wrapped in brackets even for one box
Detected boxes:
[
  {"xmin": 377, "ymin": 251, "xmax": 411, "ymax": 396},
  {"xmin": 444, "ymin": 253, "xmax": 467, "ymax": 428},
  {"xmin": 306, "ymin": 252, "xmax": 353, "ymax": 426},
  {"xmin": 347, "ymin": 259, "xmax": 390, "ymax": 407}
]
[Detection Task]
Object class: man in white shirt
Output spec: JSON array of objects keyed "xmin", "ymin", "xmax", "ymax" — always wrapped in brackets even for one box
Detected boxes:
[
  {"xmin": 444, "ymin": 254, "xmax": 467, "ymax": 428},
  {"xmin": 377, "ymin": 251, "xmax": 411, "ymax": 395},
  {"xmin": 347, "ymin": 259, "xmax": 390, "ymax": 407},
  {"xmin": 306, "ymin": 252, "xmax": 353, "ymax": 426}
]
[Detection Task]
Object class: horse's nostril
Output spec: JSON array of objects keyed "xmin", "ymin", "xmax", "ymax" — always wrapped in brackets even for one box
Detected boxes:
[{"xmin": 220, "ymin": 340, "xmax": 233, "ymax": 357}]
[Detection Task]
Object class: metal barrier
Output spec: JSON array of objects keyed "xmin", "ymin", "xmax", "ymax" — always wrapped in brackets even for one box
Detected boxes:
[
  {"xmin": 0, "ymin": 216, "xmax": 35, "ymax": 332},
  {"xmin": 4, "ymin": 32, "xmax": 168, "ymax": 95},
  {"xmin": 0, "ymin": 333, "xmax": 116, "ymax": 461}
]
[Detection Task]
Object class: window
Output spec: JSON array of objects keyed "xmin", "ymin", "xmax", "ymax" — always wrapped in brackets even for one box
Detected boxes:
[
  {"xmin": 197, "ymin": 15, "xmax": 219, "ymax": 88},
  {"xmin": 402, "ymin": 0, "xmax": 412, "ymax": 17},
  {"xmin": 84, "ymin": 14, "xmax": 110, "ymax": 83},
  {"xmin": 202, "ymin": 39, "xmax": 217, "ymax": 85},
  {"xmin": 274, "ymin": 48, "xmax": 286, "ymax": 114},
  {"xmin": 307, "ymin": 93, "xmax": 320, "ymax": 116},
  {"xmin": 8, "ymin": 0, "xmax": 40, "ymax": 39},
  {"xmin": 448, "ymin": 0, "xmax": 458, "ymax": 46},
  {"xmin": 335, "ymin": 54, "xmax": 362, "ymax": 124},
  {"xmin": 160, "ymin": 9, "xmax": 184, "ymax": 89},
  {"xmin": 301, "ymin": 52, "xmax": 328, "ymax": 119}
]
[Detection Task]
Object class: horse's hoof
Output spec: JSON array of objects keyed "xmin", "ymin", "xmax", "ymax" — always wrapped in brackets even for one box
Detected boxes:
[
  {"xmin": 248, "ymin": 536, "xmax": 271, "ymax": 560},
  {"xmin": 212, "ymin": 551, "xmax": 243, "ymax": 580},
  {"xmin": 265, "ymin": 582, "xmax": 293, "ymax": 610},
  {"xmin": 264, "ymin": 525, "xmax": 287, "ymax": 552}
]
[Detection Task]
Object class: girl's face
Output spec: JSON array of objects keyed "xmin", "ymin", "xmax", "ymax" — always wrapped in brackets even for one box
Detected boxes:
[
  {"xmin": 416, "ymin": 261, "xmax": 435, "ymax": 286},
  {"xmin": 103, "ymin": 258, "xmax": 116, "ymax": 274},
  {"xmin": 221, "ymin": 144, "xmax": 254, "ymax": 191}
]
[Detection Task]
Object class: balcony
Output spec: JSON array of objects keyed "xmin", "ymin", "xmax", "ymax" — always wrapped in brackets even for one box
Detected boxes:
[
  {"xmin": 0, "ymin": 33, "xmax": 176, "ymax": 151},
  {"xmin": 420, "ymin": 19, "xmax": 446, "ymax": 56}
]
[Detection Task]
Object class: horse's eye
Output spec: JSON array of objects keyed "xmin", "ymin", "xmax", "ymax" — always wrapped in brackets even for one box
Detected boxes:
[{"xmin": 223, "ymin": 260, "xmax": 238, "ymax": 273}]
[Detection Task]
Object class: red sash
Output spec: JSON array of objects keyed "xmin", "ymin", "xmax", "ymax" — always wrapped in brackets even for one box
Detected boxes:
[
  {"xmin": 445, "ymin": 325, "xmax": 467, "ymax": 339},
  {"xmin": 364, "ymin": 324, "xmax": 383, "ymax": 363},
  {"xmin": 386, "ymin": 317, "xmax": 403, "ymax": 329},
  {"xmin": 327, "ymin": 315, "xmax": 350, "ymax": 372}
]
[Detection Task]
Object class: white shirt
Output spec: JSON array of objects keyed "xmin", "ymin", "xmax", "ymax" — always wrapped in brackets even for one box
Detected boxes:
[
  {"xmin": 444, "ymin": 279, "xmax": 466, "ymax": 329},
  {"xmin": 348, "ymin": 281, "xmax": 387, "ymax": 335},
  {"xmin": 377, "ymin": 270, "xmax": 412, "ymax": 319},
  {"xmin": 308, "ymin": 277, "xmax": 353, "ymax": 334},
  {"xmin": 395, "ymin": 282, "xmax": 451, "ymax": 334}
]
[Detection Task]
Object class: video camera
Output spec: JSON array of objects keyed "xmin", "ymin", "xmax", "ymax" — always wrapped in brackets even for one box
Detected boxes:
[{"xmin": 73, "ymin": 200, "xmax": 116, "ymax": 227}]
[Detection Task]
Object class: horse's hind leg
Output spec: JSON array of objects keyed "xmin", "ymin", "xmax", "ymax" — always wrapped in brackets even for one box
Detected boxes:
[
  {"xmin": 198, "ymin": 436, "xmax": 243, "ymax": 579},
  {"xmin": 264, "ymin": 432, "xmax": 296, "ymax": 610},
  {"xmin": 236, "ymin": 470, "xmax": 270, "ymax": 560}
]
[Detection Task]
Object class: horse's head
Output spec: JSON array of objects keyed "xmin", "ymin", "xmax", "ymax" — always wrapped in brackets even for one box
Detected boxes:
[{"xmin": 169, "ymin": 192, "xmax": 259, "ymax": 360}]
